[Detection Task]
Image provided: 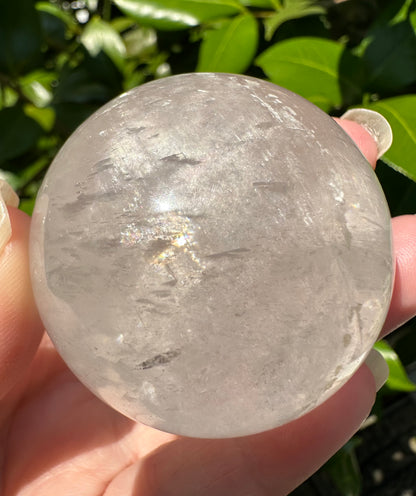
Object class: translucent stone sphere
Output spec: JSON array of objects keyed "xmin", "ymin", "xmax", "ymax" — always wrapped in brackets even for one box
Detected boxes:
[{"xmin": 30, "ymin": 73, "xmax": 393, "ymax": 438}]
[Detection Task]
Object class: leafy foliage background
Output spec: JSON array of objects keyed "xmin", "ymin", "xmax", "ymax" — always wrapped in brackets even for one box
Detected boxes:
[{"xmin": 1, "ymin": 0, "xmax": 416, "ymax": 494}]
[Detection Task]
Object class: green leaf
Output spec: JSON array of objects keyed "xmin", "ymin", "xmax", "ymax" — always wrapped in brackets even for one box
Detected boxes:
[
  {"xmin": 19, "ymin": 197, "xmax": 37, "ymax": 216},
  {"xmin": 374, "ymin": 340, "xmax": 416, "ymax": 392},
  {"xmin": 364, "ymin": 96, "xmax": 416, "ymax": 181},
  {"xmin": 124, "ymin": 26, "xmax": 158, "ymax": 59},
  {"xmin": 36, "ymin": 1, "xmax": 78, "ymax": 30},
  {"xmin": 197, "ymin": 14, "xmax": 258, "ymax": 73},
  {"xmin": 113, "ymin": 0, "xmax": 242, "ymax": 31},
  {"xmin": 256, "ymin": 37, "xmax": 363, "ymax": 112},
  {"xmin": 264, "ymin": 1, "xmax": 325, "ymax": 41},
  {"xmin": 238, "ymin": 0, "xmax": 273, "ymax": 6},
  {"xmin": 24, "ymin": 105, "xmax": 55, "ymax": 132},
  {"xmin": 19, "ymin": 70, "xmax": 56, "ymax": 107},
  {"xmin": 325, "ymin": 440, "xmax": 362, "ymax": 496},
  {"xmin": 53, "ymin": 52, "xmax": 123, "ymax": 105},
  {"xmin": 81, "ymin": 17, "xmax": 127, "ymax": 70},
  {"xmin": 363, "ymin": 21, "xmax": 416, "ymax": 92},
  {"xmin": 0, "ymin": 106, "xmax": 43, "ymax": 164},
  {"xmin": 0, "ymin": 0, "xmax": 43, "ymax": 76}
]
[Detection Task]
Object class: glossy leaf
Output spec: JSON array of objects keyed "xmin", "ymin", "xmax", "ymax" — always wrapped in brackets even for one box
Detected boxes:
[
  {"xmin": 256, "ymin": 37, "xmax": 363, "ymax": 112},
  {"xmin": 24, "ymin": 105, "xmax": 55, "ymax": 132},
  {"xmin": 374, "ymin": 340, "xmax": 416, "ymax": 392},
  {"xmin": 19, "ymin": 70, "xmax": 55, "ymax": 107},
  {"xmin": 0, "ymin": 106, "xmax": 43, "ymax": 164},
  {"xmin": 363, "ymin": 21, "xmax": 416, "ymax": 92},
  {"xmin": 364, "ymin": 96, "xmax": 416, "ymax": 181},
  {"xmin": 81, "ymin": 17, "xmax": 127, "ymax": 70},
  {"xmin": 264, "ymin": 0, "xmax": 324, "ymax": 41},
  {"xmin": 0, "ymin": 0, "xmax": 43, "ymax": 75},
  {"xmin": 36, "ymin": 1, "xmax": 78, "ymax": 30},
  {"xmin": 124, "ymin": 26, "xmax": 158, "ymax": 59},
  {"xmin": 113, "ymin": 0, "xmax": 242, "ymax": 30},
  {"xmin": 197, "ymin": 14, "xmax": 258, "ymax": 73},
  {"xmin": 238, "ymin": 0, "xmax": 273, "ymax": 6}
]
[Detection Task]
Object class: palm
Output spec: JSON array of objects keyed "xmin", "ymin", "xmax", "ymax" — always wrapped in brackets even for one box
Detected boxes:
[{"xmin": 1, "ymin": 332, "xmax": 376, "ymax": 496}]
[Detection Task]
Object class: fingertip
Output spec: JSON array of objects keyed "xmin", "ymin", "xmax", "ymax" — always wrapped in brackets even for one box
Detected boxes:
[{"xmin": 334, "ymin": 118, "xmax": 379, "ymax": 169}]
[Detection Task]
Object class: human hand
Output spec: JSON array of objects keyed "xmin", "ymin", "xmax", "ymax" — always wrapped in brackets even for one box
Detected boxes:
[{"xmin": 1, "ymin": 116, "xmax": 416, "ymax": 496}]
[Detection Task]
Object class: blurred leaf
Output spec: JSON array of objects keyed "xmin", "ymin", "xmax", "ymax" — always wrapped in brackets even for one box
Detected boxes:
[
  {"xmin": 124, "ymin": 26, "xmax": 158, "ymax": 59},
  {"xmin": 0, "ymin": 0, "xmax": 43, "ymax": 75},
  {"xmin": 325, "ymin": 440, "xmax": 362, "ymax": 496},
  {"xmin": 240, "ymin": 0, "xmax": 273, "ymax": 5},
  {"xmin": 369, "ymin": 0, "xmax": 415, "ymax": 28},
  {"xmin": 256, "ymin": 37, "xmax": 363, "ymax": 112},
  {"xmin": 374, "ymin": 340, "xmax": 416, "ymax": 392},
  {"xmin": 19, "ymin": 70, "xmax": 56, "ymax": 107},
  {"xmin": 111, "ymin": 17, "xmax": 137, "ymax": 32},
  {"xmin": 264, "ymin": 0, "xmax": 325, "ymax": 41},
  {"xmin": 0, "ymin": 87, "xmax": 18, "ymax": 110},
  {"xmin": 36, "ymin": 1, "xmax": 78, "ymax": 30},
  {"xmin": 0, "ymin": 106, "xmax": 43, "ymax": 164},
  {"xmin": 19, "ymin": 197, "xmax": 37, "ymax": 216},
  {"xmin": 239, "ymin": 0, "xmax": 273, "ymax": 6},
  {"xmin": 363, "ymin": 21, "xmax": 416, "ymax": 92},
  {"xmin": 113, "ymin": 0, "xmax": 242, "ymax": 30},
  {"xmin": 81, "ymin": 17, "xmax": 127, "ymax": 70},
  {"xmin": 197, "ymin": 14, "xmax": 258, "ymax": 73},
  {"xmin": 364, "ymin": 96, "xmax": 416, "ymax": 181},
  {"xmin": 24, "ymin": 105, "xmax": 55, "ymax": 132},
  {"xmin": 53, "ymin": 52, "xmax": 122, "ymax": 105}
]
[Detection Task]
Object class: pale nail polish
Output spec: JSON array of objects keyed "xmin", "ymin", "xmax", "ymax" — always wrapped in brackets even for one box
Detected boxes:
[
  {"xmin": 341, "ymin": 108, "xmax": 393, "ymax": 159},
  {"xmin": 364, "ymin": 348, "xmax": 389, "ymax": 391},
  {"xmin": 0, "ymin": 180, "xmax": 19, "ymax": 254}
]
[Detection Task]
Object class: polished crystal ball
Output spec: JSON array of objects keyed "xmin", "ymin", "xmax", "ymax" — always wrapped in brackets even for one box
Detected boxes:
[{"xmin": 30, "ymin": 73, "xmax": 393, "ymax": 438}]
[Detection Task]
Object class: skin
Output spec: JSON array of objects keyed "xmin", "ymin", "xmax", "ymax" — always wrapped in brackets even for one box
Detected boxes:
[{"xmin": 1, "ymin": 121, "xmax": 416, "ymax": 495}]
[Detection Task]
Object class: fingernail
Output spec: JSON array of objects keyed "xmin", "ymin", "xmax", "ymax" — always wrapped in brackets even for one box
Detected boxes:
[
  {"xmin": 341, "ymin": 108, "xmax": 393, "ymax": 159},
  {"xmin": 364, "ymin": 348, "xmax": 389, "ymax": 392},
  {"xmin": 0, "ymin": 180, "xmax": 20, "ymax": 254}
]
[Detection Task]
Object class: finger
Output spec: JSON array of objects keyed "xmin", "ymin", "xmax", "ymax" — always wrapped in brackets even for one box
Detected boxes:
[
  {"xmin": 381, "ymin": 214, "xmax": 416, "ymax": 336},
  {"xmin": 333, "ymin": 117, "xmax": 379, "ymax": 168},
  {"xmin": 104, "ymin": 365, "xmax": 376, "ymax": 496},
  {"xmin": 0, "ymin": 207, "xmax": 44, "ymax": 399}
]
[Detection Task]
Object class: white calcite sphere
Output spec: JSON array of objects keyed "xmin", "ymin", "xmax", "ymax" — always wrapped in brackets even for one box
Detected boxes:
[{"xmin": 30, "ymin": 73, "xmax": 393, "ymax": 438}]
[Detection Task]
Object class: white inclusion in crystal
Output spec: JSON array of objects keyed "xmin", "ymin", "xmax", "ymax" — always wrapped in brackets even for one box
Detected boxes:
[
  {"xmin": 116, "ymin": 333, "xmax": 124, "ymax": 344},
  {"xmin": 329, "ymin": 181, "xmax": 345, "ymax": 204},
  {"xmin": 141, "ymin": 381, "xmax": 158, "ymax": 403}
]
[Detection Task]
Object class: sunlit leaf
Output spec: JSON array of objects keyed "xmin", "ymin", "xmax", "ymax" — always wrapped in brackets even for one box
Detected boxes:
[
  {"xmin": 256, "ymin": 37, "xmax": 363, "ymax": 112},
  {"xmin": 113, "ymin": 0, "xmax": 242, "ymax": 31},
  {"xmin": 374, "ymin": 340, "xmax": 416, "ymax": 392},
  {"xmin": 24, "ymin": 105, "xmax": 55, "ymax": 132},
  {"xmin": 36, "ymin": 1, "xmax": 78, "ymax": 30},
  {"xmin": 81, "ymin": 17, "xmax": 127, "ymax": 70},
  {"xmin": 19, "ymin": 70, "xmax": 56, "ymax": 107},
  {"xmin": 197, "ymin": 14, "xmax": 258, "ymax": 73},
  {"xmin": 364, "ymin": 96, "xmax": 416, "ymax": 181},
  {"xmin": 124, "ymin": 26, "xmax": 158, "ymax": 59},
  {"xmin": 238, "ymin": 0, "xmax": 273, "ymax": 6},
  {"xmin": 264, "ymin": 0, "xmax": 324, "ymax": 41}
]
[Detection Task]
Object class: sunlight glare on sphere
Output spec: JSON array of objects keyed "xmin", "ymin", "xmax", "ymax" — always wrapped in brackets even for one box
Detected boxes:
[{"xmin": 30, "ymin": 73, "xmax": 393, "ymax": 438}]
